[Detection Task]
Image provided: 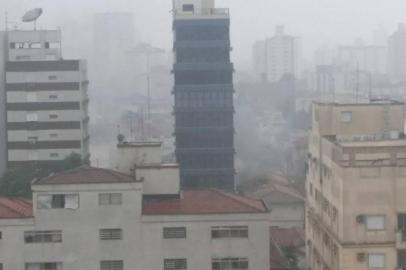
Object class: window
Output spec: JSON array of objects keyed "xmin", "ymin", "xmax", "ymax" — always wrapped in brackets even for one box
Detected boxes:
[
  {"xmin": 25, "ymin": 262, "xmax": 62, "ymax": 270},
  {"xmin": 24, "ymin": 231, "xmax": 62, "ymax": 243},
  {"xmin": 368, "ymin": 254, "xmax": 385, "ymax": 268},
  {"xmin": 29, "ymin": 42, "xmax": 41, "ymax": 49},
  {"xmin": 366, "ymin": 216, "xmax": 385, "ymax": 230},
  {"xmin": 212, "ymin": 258, "xmax": 248, "ymax": 270},
  {"xmin": 100, "ymin": 229, "xmax": 122, "ymax": 240},
  {"xmin": 37, "ymin": 194, "xmax": 79, "ymax": 209},
  {"xmin": 27, "ymin": 113, "xmax": 38, "ymax": 122},
  {"xmin": 0, "ymin": 232, "xmax": 2, "ymax": 239},
  {"xmin": 100, "ymin": 260, "xmax": 123, "ymax": 270},
  {"xmin": 99, "ymin": 193, "xmax": 122, "ymax": 205},
  {"xmin": 50, "ymin": 153, "xmax": 59, "ymax": 158},
  {"xmin": 211, "ymin": 226, "xmax": 248, "ymax": 239},
  {"xmin": 340, "ymin": 111, "xmax": 352, "ymax": 123},
  {"xmin": 49, "ymin": 114, "xmax": 58, "ymax": 119},
  {"xmin": 182, "ymin": 4, "xmax": 194, "ymax": 12},
  {"xmin": 28, "ymin": 136, "xmax": 38, "ymax": 144},
  {"xmin": 163, "ymin": 227, "xmax": 186, "ymax": 239},
  {"xmin": 28, "ymin": 151, "xmax": 39, "ymax": 161},
  {"xmin": 9, "ymin": 42, "xmax": 15, "ymax": 49},
  {"xmin": 27, "ymin": 93, "xmax": 37, "ymax": 102},
  {"xmin": 164, "ymin": 259, "xmax": 187, "ymax": 270}
]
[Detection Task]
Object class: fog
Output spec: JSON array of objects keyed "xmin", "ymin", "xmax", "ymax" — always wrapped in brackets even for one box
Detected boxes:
[{"xmin": 3, "ymin": 0, "xmax": 406, "ymax": 68}]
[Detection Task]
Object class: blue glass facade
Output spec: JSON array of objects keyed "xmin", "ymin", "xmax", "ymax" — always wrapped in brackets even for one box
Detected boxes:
[{"xmin": 173, "ymin": 17, "xmax": 235, "ymax": 190}]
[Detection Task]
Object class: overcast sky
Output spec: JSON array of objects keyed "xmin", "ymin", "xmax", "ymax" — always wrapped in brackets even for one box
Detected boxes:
[{"xmin": 2, "ymin": 0, "xmax": 406, "ymax": 69}]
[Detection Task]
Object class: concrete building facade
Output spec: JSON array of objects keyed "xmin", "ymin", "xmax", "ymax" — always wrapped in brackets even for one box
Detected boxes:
[
  {"xmin": 0, "ymin": 30, "xmax": 89, "ymax": 169},
  {"xmin": 306, "ymin": 101, "xmax": 406, "ymax": 270},
  {"xmin": 172, "ymin": 0, "xmax": 235, "ymax": 190},
  {"xmin": 0, "ymin": 142, "xmax": 270, "ymax": 270}
]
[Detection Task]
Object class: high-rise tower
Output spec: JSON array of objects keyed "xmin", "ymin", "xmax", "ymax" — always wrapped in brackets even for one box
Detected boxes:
[{"xmin": 172, "ymin": 0, "xmax": 235, "ymax": 190}]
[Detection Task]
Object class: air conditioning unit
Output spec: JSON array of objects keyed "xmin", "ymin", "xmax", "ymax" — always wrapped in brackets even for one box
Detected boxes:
[
  {"xmin": 357, "ymin": 253, "xmax": 366, "ymax": 262},
  {"xmin": 356, "ymin": 215, "xmax": 365, "ymax": 223}
]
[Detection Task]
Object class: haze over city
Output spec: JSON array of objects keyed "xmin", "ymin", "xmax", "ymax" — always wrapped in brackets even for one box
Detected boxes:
[{"xmin": 1, "ymin": 1, "xmax": 406, "ymax": 269}]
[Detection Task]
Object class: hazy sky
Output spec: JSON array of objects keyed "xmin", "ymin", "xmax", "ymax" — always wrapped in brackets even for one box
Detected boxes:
[{"xmin": 2, "ymin": 0, "xmax": 406, "ymax": 69}]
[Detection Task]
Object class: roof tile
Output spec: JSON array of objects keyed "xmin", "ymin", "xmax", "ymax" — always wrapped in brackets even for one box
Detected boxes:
[{"xmin": 143, "ymin": 189, "xmax": 268, "ymax": 215}]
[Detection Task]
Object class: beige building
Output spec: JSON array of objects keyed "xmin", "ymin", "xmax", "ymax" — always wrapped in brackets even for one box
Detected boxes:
[{"xmin": 306, "ymin": 100, "xmax": 406, "ymax": 270}]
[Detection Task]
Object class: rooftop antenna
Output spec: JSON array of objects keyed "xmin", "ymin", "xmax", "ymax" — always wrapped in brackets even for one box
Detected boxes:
[{"xmin": 22, "ymin": 8, "xmax": 43, "ymax": 31}]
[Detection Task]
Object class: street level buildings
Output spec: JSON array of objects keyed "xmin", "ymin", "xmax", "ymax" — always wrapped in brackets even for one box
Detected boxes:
[
  {"xmin": 0, "ymin": 30, "xmax": 89, "ymax": 171},
  {"xmin": 306, "ymin": 100, "xmax": 406, "ymax": 270},
  {"xmin": 172, "ymin": 0, "xmax": 235, "ymax": 190},
  {"xmin": 0, "ymin": 141, "xmax": 270, "ymax": 270}
]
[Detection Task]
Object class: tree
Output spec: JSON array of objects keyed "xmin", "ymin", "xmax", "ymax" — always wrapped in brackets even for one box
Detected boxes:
[
  {"xmin": 284, "ymin": 247, "xmax": 301, "ymax": 270},
  {"xmin": 0, "ymin": 153, "xmax": 87, "ymax": 198}
]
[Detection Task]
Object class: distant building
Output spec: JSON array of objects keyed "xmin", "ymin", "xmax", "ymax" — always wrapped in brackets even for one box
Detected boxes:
[
  {"xmin": 253, "ymin": 26, "xmax": 301, "ymax": 83},
  {"xmin": 388, "ymin": 23, "xmax": 406, "ymax": 82},
  {"xmin": 337, "ymin": 42, "xmax": 387, "ymax": 75},
  {"xmin": 0, "ymin": 30, "xmax": 89, "ymax": 170},
  {"xmin": 306, "ymin": 100, "xmax": 406, "ymax": 270},
  {"xmin": 244, "ymin": 177, "xmax": 305, "ymax": 228},
  {"xmin": 172, "ymin": 0, "xmax": 235, "ymax": 190},
  {"xmin": 0, "ymin": 142, "xmax": 270, "ymax": 270}
]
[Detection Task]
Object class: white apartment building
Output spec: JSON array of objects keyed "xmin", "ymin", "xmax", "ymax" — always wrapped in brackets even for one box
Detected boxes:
[
  {"xmin": 253, "ymin": 26, "xmax": 301, "ymax": 83},
  {"xmin": 0, "ymin": 30, "xmax": 89, "ymax": 169},
  {"xmin": 0, "ymin": 142, "xmax": 270, "ymax": 270}
]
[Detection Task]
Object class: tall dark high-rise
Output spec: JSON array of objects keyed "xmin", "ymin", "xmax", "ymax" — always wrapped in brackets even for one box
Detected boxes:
[{"xmin": 172, "ymin": 0, "xmax": 235, "ymax": 190}]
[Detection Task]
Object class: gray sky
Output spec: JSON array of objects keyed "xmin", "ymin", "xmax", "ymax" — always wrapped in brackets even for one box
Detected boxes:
[{"xmin": 2, "ymin": 0, "xmax": 406, "ymax": 68}]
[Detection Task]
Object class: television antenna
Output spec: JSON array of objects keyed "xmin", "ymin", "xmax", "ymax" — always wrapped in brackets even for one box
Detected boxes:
[{"xmin": 22, "ymin": 8, "xmax": 43, "ymax": 30}]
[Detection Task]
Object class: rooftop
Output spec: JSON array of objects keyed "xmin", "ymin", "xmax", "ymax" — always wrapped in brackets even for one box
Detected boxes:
[
  {"xmin": 33, "ymin": 166, "xmax": 135, "ymax": 185},
  {"xmin": 0, "ymin": 197, "xmax": 33, "ymax": 219},
  {"xmin": 245, "ymin": 181, "xmax": 304, "ymax": 205},
  {"xmin": 142, "ymin": 189, "xmax": 268, "ymax": 215},
  {"xmin": 269, "ymin": 227, "xmax": 305, "ymax": 270}
]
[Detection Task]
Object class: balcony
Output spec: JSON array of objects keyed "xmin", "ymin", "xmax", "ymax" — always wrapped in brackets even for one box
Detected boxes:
[{"xmin": 396, "ymin": 230, "xmax": 406, "ymax": 249}]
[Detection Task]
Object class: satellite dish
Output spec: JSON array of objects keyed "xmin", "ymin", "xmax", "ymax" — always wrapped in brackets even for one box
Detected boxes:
[
  {"xmin": 22, "ymin": 8, "xmax": 43, "ymax": 22},
  {"xmin": 22, "ymin": 8, "xmax": 43, "ymax": 30}
]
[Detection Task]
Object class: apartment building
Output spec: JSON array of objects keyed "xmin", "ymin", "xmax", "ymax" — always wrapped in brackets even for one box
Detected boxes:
[
  {"xmin": 0, "ymin": 30, "xmax": 89, "ymax": 169},
  {"xmin": 172, "ymin": 0, "xmax": 235, "ymax": 190},
  {"xmin": 306, "ymin": 100, "xmax": 406, "ymax": 270},
  {"xmin": 253, "ymin": 26, "xmax": 301, "ymax": 83},
  {"xmin": 0, "ymin": 142, "xmax": 270, "ymax": 270}
]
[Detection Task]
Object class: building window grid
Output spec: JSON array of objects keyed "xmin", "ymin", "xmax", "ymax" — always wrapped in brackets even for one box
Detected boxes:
[
  {"xmin": 99, "ymin": 193, "xmax": 122, "ymax": 205},
  {"xmin": 25, "ymin": 262, "xmax": 62, "ymax": 270},
  {"xmin": 163, "ymin": 227, "xmax": 186, "ymax": 239},
  {"xmin": 24, "ymin": 230, "xmax": 62, "ymax": 243},
  {"xmin": 99, "ymin": 229, "xmax": 122, "ymax": 240},
  {"xmin": 164, "ymin": 259, "xmax": 187, "ymax": 270},
  {"xmin": 100, "ymin": 260, "xmax": 123, "ymax": 270},
  {"xmin": 211, "ymin": 226, "xmax": 248, "ymax": 239},
  {"xmin": 212, "ymin": 258, "xmax": 248, "ymax": 270}
]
